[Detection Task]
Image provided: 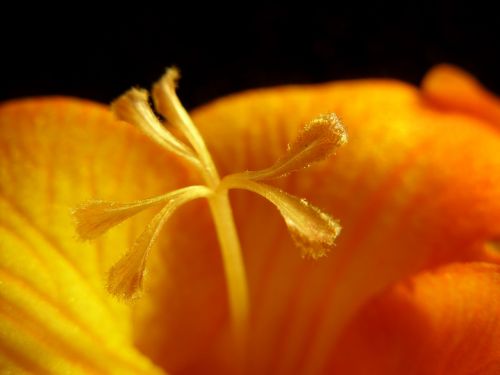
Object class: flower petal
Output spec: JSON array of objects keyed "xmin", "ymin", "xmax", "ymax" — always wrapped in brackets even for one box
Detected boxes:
[
  {"xmin": 144, "ymin": 69, "xmax": 500, "ymax": 373},
  {"xmin": 0, "ymin": 98, "xmax": 175, "ymax": 374},
  {"xmin": 328, "ymin": 262, "xmax": 500, "ymax": 374},
  {"xmin": 422, "ymin": 64, "xmax": 500, "ymax": 126},
  {"xmin": 4, "ymin": 65, "xmax": 500, "ymax": 375}
]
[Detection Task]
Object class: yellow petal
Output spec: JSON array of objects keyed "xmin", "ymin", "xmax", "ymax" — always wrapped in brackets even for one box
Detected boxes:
[{"xmin": 0, "ymin": 98, "xmax": 176, "ymax": 374}]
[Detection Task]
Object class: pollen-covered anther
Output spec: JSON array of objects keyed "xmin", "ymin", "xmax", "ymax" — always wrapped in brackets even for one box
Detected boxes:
[
  {"xmin": 285, "ymin": 199, "xmax": 341, "ymax": 259},
  {"xmin": 74, "ymin": 68, "xmax": 346, "ymax": 344},
  {"xmin": 111, "ymin": 87, "xmax": 199, "ymax": 165},
  {"xmin": 73, "ymin": 187, "xmax": 210, "ymax": 240},
  {"xmin": 151, "ymin": 68, "xmax": 221, "ymax": 185},
  {"xmin": 107, "ymin": 204, "xmax": 170, "ymax": 299},
  {"xmin": 73, "ymin": 200, "xmax": 158, "ymax": 241},
  {"xmin": 105, "ymin": 185, "xmax": 212, "ymax": 298},
  {"xmin": 217, "ymin": 111, "xmax": 346, "ymax": 258},
  {"xmin": 152, "ymin": 67, "xmax": 182, "ymax": 127},
  {"xmin": 293, "ymin": 113, "xmax": 348, "ymax": 155},
  {"xmin": 238, "ymin": 112, "xmax": 347, "ymax": 181},
  {"xmin": 220, "ymin": 177, "xmax": 342, "ymax": 259}
]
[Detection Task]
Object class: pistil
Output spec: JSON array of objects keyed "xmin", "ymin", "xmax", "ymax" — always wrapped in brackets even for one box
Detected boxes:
[{"xmin": 73, "ymin": 68, "xmax": 347, "ymax": 349}]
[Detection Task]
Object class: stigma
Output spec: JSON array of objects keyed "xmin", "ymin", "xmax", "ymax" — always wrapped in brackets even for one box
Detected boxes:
[{"xmin": 73, "ymin": 68, "xmax": 347, "ymax": 341}]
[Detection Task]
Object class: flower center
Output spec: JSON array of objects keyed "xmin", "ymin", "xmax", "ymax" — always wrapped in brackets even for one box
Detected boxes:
[{"xmin": 73, "ymin": 68, "xmax": 347, "ymax": 348}]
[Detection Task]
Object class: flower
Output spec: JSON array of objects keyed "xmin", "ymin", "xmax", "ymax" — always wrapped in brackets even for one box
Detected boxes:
[{"xmin": 0, "ymin": 64, "xmax": 499, "ymax": 374}]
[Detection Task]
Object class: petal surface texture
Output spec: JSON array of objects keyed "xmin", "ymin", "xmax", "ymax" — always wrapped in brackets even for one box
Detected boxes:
[
  {"xmin": 1, "ymin": 65, "xmax": 500, "ymax": 375},
  {"xmin": 0, "ymin": 98, "xmax": 176, "ymax": 374},
  {"xmin": 170, "ymin": 71, "xmax": 500, "ymax": 374},
  {"xmin": 329, "ymin": 262, "xmax": 500, "ymax": 375}
]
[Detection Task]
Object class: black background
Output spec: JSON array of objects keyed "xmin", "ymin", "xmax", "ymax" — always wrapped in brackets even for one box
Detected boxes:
[{"xmin": 1, "ymin": 3, "xmax": 498, "ymax": 109}]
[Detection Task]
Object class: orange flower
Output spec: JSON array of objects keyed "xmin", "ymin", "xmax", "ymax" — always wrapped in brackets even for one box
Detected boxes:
[{"xmin": 0, "ymin": 64, "xmax": 499, "ymax": 374}]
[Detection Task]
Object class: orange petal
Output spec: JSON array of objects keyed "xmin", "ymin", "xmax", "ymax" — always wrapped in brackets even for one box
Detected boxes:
[
  {"xmin": 422, "ymin": 64, "xmax": 500, "ymax": 126},
  {"xmin": 328, "ymin": 262, "xmax": 500, "ymax": 374},
  {"xmin": 2, "ymin": 66, "xmax": 500, "ymax": 375},
  {"xmin": 138, "ymin": 69, "xmax": 500, "ymax": 374}
]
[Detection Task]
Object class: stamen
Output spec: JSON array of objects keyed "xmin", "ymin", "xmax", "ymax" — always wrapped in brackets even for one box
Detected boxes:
[
  {"xmin": 76, "ymin": 69, "xmax": 347, "ymax": 350},
  {"xmin": 73, "ymin": 187, "xmax": 208, "ymax": 240},
  {"xmin": 107, "ymin": 185, "xmax": 212, "ymax": 298},
  {"xmin": 73, "ymin": 200, "xmax": 159, "ymax": 241},
  {"xmin": 220, "ymin": 177, "xmax": 341, "ymax": 259},
  {"xmin": 152, "ymin": 68, "xmax": 219, "ymax": 186},
  {"xmin": 237, "ymin": 113, "xmax": 347, "ymax": 181},
  {"xmin": 112, "ymin": 88, "xmax": 200, "ymax": 166},
  {"xmin": 151, "ymin": 68, "xmax": 189, "ymax": 136}
]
